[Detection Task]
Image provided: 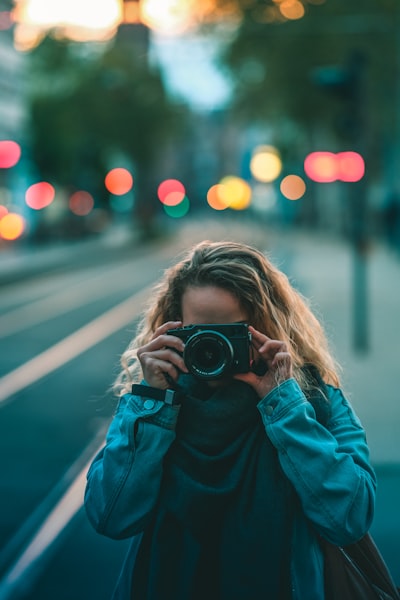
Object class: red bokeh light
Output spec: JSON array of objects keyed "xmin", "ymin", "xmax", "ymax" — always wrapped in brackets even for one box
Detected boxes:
[
  {"xmin": 337, "ymin": 152, "xmax": 365, "ymax": 182},
  {"xmin": 69, "ymin": 191, "xmax": 94, "ymax": 216},
  {"xmin": 0, "ymin": 205, "xmax": 8, "ymax": 220},
  {"xmin": 157, "ymin": 179, "xmax": 185, "ymax": 205},
  {"xmin": 304, "ymin": 152, "xmax": 338, "ymax": 183},
  {"xmin": 105, "ymin": 168, "xmax": 133, "ymax": 195},
  {"xmin": 304, "ymin": 151, "xmax": 365, "ymax": 183},
  {"xmin": 0, "ymin": 140, "xmax": 21, "ymax": 168},
  {"xmin": 25, "ymin": 182, "xmax": 55, "ymax": 210}
]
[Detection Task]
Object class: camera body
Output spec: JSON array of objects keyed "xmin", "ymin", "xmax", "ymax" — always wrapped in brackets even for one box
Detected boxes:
[{"xmin": 168, "ymin": 323, "xmax": 251, "ymax": 380}]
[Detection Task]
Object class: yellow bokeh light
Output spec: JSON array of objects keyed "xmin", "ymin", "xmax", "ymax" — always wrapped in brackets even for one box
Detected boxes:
[
  {"xmin": 140, "ymin": 0, "xmax": 195, "ymax": 34},
  {"xmin": 250, "ymin": 145, "xmax": 282, "ymax": 183},
  {"xmin": 218, "ymin": 176, "xmax": 252, "ymax": 211},
  {"xmin": 12, "ymin": 0, "xmax": 121, "ymax": 46},
  {"xmin": 14, "ymin": 0, "xmax": 121, "ymax": 29},
  {"xmin": 280, "ymin": 175, "xmax": 306, "ymax": 201},
  {"xmin": 0, "ymin": 213, "xmax": 25, "ymax": 240}
]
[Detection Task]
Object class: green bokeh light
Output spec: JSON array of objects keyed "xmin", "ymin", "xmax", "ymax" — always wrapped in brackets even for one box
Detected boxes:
[{"xmin": 163, "ymin": 196, "xmax": 190, "ymax": 218}]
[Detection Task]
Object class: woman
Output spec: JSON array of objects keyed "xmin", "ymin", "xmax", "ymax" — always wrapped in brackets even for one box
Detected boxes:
[{"xmin": 85, "ymin": 240, "xmax": 376, "ymax": 599}]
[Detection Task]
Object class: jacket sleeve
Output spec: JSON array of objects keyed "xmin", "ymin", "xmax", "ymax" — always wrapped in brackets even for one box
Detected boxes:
[
  {"xmin": 257, "ymin": 378, "xmax": 377, "ymax": 546},
  {"xmin": 84, "ymin": 392, "xmax": 180, "ymax": 540}
]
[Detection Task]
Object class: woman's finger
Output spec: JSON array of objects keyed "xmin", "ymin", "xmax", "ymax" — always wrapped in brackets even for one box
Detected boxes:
[{"xmin": 150, "ymin": 321, "xmax": 183, "ymax": 341}]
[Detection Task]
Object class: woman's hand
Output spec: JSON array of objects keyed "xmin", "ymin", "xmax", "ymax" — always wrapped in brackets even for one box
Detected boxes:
[
  {"xmin": 136, "ymin": 321, "xmax": 188, "ymax": 389},
  {"xmin": 235, "ymin": 326, "xmax": 293, "ymax": 399}
]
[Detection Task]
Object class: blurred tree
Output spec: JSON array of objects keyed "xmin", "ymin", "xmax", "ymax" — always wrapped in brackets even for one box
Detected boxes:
[
  {"xmin": 208, "ymin": 0, "xmax": 398, "ymax": 171},
  {"xmin": 27, "ymin": 31, "xmax": 187, "ymax": 237}
]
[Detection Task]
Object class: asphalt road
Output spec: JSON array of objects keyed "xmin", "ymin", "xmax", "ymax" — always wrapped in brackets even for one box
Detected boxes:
[
  {"xmin": 0, "ymin": 219, "xmax": 398, "ymax": 599},
  {"xmin": 0, "ymin": 234, "xmax": 194, "ymax": 600}
]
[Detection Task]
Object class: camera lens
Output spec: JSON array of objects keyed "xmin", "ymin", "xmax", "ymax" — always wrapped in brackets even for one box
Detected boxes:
[{"xmin": 184, "ymin": 331, "xmax": 234, "ymax": 380}]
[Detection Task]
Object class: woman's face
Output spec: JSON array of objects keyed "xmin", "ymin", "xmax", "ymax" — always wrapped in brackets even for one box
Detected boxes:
[{"xmin": 181, "ymin": 285, "xmax": 248, "ymax": 326}]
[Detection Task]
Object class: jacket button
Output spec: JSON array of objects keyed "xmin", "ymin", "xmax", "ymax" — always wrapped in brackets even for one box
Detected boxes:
[
  {"xmin": 143, "ymin": 399, "xmax": 155, "ymax": 410},
  {"xmin": 265, "ymin": 405, "xmax": 274, "ymax": 416}
]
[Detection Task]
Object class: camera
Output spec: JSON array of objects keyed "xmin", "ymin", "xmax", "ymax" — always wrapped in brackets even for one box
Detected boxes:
[{"xmin": 167, "ymin": 323, "xmax": 251, "ymax": 380}]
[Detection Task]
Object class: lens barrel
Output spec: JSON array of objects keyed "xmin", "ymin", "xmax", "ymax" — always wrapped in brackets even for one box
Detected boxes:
[{"xmin": 183, "ymin": 330, "xmax": 234, "ymax": 380}]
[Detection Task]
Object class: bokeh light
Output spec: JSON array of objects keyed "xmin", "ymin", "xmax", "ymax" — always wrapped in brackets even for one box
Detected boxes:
[
  {"xmin": 25, "ymin": 181, "xmax": 55, "ymax": 209},
  {"xmin": 0, "ymin": 205, "xmax": 8, "ymax": 220},
  {"xmin": 304, "ymin": 151, "xmax": 365, "ymax": 183},
  {"xmin": 105, "ymin": 168, "xmax": 134, "ymax": 196},
  {"xmin": 0, "ymin": 140, "xmax": 21, "ymax": 168},
  {"xmin": 250, "ymin": 145, "xmax": 282, "ymax": 183},
  {"xmin": 304, "ymin": 152, "xmax": 338, "ymax": 183},
  {"xmin": 141, "ymin": 0, "xmax": 194, "ymax": 34},
  {"xmin": 69, "ymin": 190, "xmax": 94, "ymax": 216},
  {"xmin": 16, "ymin": 0, "xmax": 121, "ymax": 28},
  {"xmin": 279, "ymin": 0, "xmax": 305, "ymax": 20},
  {"xmin": 337, "ymin": 152, "xmax": 365, "ymax": 182},
  {"xmin": 218, "ymin": 176, "xmax": 252, "ymax": 210},
  {"xmin": 163, "ymin": 195, "xmax": 190, "ymax": 218},
  {"xmin": 157, "ymin": 179, "xmax": 186, "ymax": 205},
  {"xmin": 13, "ymin": 0, "xmax": 121, "ymax": 47},
  {"xmin": 280, "ymin": 175, "xmax": 306, "ymax": 200},
  {"xmin": 0, "ymin": 213, "xmax": 25, "ymax": 240},
  {"xmin": 206, "ymin": 184, "xmax": 230, "ymax": 211}
]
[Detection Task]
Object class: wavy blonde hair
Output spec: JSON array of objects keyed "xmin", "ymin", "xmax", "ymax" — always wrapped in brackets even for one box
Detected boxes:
[{"xmin": 114, "ymin": 240, "xmax": 340, "ymax": 396}]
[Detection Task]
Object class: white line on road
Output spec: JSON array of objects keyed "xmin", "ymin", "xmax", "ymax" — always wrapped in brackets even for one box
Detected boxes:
[
  {"xmin": 0, "ymin": 266, "xmax": 136, "ymax": 338},
  {"xmin": 0, "ymin": 433, "xmax": 106, "ymax": 600},
  {"xmin": 0, "ymin": 287, "xmax": 150, "ymax": 405}
]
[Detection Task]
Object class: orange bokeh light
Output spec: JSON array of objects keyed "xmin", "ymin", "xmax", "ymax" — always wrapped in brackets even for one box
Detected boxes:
[
  {"xmin": 25, "ymin": 182, "xmax": 55, "ymax": 209},
  {"xmin": 0, "ymin": 140, "xmax": 21, "ymax": 168},
  {"xmin": 206, "ymin": 184, "xmax": 229, "ymax": 211},
  {"xmin": 280, "ymin": 175, "xmax": 306, "ymax": 200},
  {"xmin": 0, "ymin": 213, "xmax": 25, "ymax": 240},
  {"xmin": 105, "ymin": 168, "xmax": 134, "ymax": 195},
  {"xmin": 279, "ymin": 0, "xmax": 305, "ymax": 20}
]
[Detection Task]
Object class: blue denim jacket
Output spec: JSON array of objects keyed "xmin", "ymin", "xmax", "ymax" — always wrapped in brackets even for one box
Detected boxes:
[{"xmin": 84, "ymin": 378, "xmax": 376, "ymax": 599}]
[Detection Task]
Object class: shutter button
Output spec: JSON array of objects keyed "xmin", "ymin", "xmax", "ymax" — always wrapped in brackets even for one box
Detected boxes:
[{"xmin": 144, "ymin": 399, "xmax": 155, "ymax": 410}]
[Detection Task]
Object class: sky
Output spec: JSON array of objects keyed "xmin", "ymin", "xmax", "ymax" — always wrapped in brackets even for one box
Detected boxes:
[
  {"xmin": 12, "ymin": 0, "xmax": 232, "ymax": 111},
  {"xmin": 151, "ymin": 32, "xmax": 232, "ymax": 111}
]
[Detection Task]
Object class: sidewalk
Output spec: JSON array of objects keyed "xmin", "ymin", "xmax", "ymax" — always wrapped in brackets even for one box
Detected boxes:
[
  {"xmin": 265, "ymin": 228, "xmax": 400, "ymax": 467},
  {"xmin": 0, "ymin": 224, "xmax": 140, "ymax": 286}
]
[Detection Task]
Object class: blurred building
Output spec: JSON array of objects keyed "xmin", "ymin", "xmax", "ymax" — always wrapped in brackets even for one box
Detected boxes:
[
  {"xmin": 0, "ymin": 0, "xmax": 28, "ymax": 213},
  {"xmin": 0, "ymin": 1, "xmax": 26, "ymax": 139}
]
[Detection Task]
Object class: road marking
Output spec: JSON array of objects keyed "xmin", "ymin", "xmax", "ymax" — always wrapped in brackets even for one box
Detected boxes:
[
  {"xmin": 0, "ymin": 287, "xmax": 150, "ymax": 405},
  {"xmin": 0, "ymin": 432, "xmax": 106, "ymax": 600},
  {"xmin": 0, "ymin": 266, "xmax": 137, "ymax": 338}
]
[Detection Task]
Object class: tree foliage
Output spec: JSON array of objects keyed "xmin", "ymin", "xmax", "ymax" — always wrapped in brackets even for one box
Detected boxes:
[
  {"xmin": 210, "ymin": 0, "xmax": 398, "ymax": 166},
  {"xmin": 27, "ymin": 31, "xmax": 186, "ymax": 227}
]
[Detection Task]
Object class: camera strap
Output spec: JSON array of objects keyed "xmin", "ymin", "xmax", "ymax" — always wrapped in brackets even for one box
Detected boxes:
[{"xmin": 131, "ymin": 384, "xmax": 179, "ymax": 405}]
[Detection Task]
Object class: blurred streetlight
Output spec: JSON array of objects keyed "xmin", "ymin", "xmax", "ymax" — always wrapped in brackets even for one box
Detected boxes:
[{"xmin": 250, "ymin": 145, "xmax": 282, "ymax": 183}]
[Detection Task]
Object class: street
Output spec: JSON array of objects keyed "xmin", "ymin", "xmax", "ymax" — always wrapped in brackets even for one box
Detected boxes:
[{"xmin": 0, "ymin": 217, "xmax": 399, "ymax": 599}]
